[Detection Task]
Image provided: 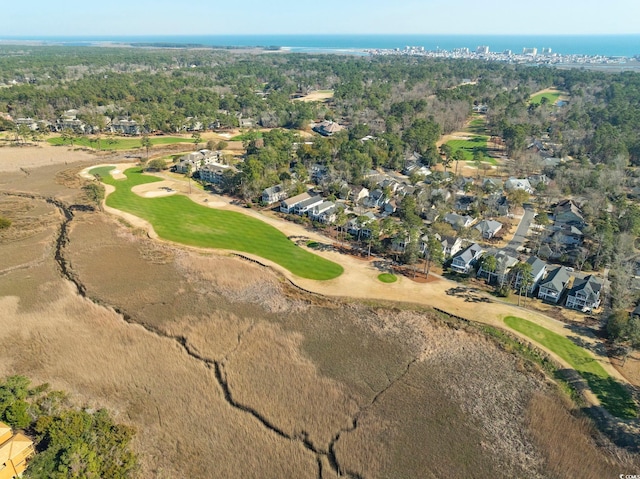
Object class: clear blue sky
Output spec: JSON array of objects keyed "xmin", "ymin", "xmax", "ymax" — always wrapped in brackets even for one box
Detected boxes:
[{"xmin": 3, "ymin": 0, "xmax": 639, "ymax": 36}]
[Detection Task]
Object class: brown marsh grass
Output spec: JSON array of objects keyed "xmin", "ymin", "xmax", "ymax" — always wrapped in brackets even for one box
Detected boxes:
[{"xmin": 0, "ymin": 164, "xmax": 638, "ymax": 478}]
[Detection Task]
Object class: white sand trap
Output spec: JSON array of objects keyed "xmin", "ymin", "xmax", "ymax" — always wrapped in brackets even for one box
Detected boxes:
[
  {"xmin": 131, "ymin": 180, "xmax": 178, "ymax": 198},
  {"xmin": 144, "ymin": 190, "xmax": 177, "ymax": 198}
]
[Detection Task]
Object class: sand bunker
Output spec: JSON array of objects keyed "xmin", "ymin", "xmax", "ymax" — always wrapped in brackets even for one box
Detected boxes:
[{"xmin": 131, "ymin": 181, "xmax": 178, "ymax": 198}]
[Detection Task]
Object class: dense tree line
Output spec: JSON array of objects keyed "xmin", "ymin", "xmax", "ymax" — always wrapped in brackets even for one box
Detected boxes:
[{"xmin": 0, "ymin": 375, "xmax": 137, "ymax": 478}]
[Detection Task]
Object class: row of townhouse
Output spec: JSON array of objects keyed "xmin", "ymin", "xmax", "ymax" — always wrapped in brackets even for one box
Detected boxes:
[
  {"xmin": 280, "ymin": 192, "xmax": 341, "ymax": 224},
  {"xmin": 471, "ymin": 248, "xmax": 604, "ymax": 311}
]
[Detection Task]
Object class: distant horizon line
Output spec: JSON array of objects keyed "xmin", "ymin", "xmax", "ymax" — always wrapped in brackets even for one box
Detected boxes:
[{"xmin": 4, "ymin": 33, "xmax": 640, "ymax": 38}]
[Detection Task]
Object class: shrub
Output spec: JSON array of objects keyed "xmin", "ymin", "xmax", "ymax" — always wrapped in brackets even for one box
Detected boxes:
[{"xmin": 0, "ymin": 216, "xmax": 11, "ymax": 229}]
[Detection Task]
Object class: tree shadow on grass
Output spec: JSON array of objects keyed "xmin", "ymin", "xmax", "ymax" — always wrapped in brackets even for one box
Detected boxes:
[
  {"xmin": 580, "ymin": 372, "xmax": 637, "ymax": 420},
  {"xmin": 565, "ymin": 333, "xmax": 610, "ymax": 359}
]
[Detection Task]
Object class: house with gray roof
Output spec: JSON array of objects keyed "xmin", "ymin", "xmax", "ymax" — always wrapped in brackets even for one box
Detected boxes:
[
  {"xmin": 451, "ymin": 243, "xmax": 484, "ymax": 273},
  {"xmin": 475, "ymin": 219, "xmax": 503, "ymax": 239},
  {"xmin": 477, "ymin": 251, "xmax": 518, "ymax": 285},
  {"xmin": 199, "ymin": 163, "xmax": 233, "ymax": 185},
  {"xmin": 309, "ymin": 201, "xmax": 336, "ymax": 223},
  {"xmin": 538, "ymin": 266, "xmax": 572, "ymax": 303},
  {"xmin": 554, "ymin": 199, "xmax": 585, "ymax": 227},
  {"xmin": 280, "ymin": 192, "xmax": 312, "ymax": 214},
  {"xmin": 504, "ymin": 177, "xmax": 533, "ymax": 194},
  {"xmin": 514, "ymin": 256, "xmax": 547, "ymax": 294},
  {"xmin": 444, "ymin": 213, "xmax": 474, "ymax": 229},
  {"xmin": 262, "ymin": 184, "xmax": 288, "ymax": 204},
  {"xmin": 346, "ymin": 211, "xmax": 378, "ymax": 238},
  {"xmin": 293, "ymin": 195, "xmax": 324, "ymax": 215},
  {"xmin": 565, "ymin": 275, "xmax": 603, "ymax": 312}
]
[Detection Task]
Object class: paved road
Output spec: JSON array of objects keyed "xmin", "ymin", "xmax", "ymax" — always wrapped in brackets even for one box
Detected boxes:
[{"xmin": 505, "ymin": 204, "xmax": 535, "ymax": 254}]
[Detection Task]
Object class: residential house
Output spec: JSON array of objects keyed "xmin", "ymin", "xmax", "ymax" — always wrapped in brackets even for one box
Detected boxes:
[
  {"xmin": 15, "ymin": 117, "xmax": 38, "ymax": 131},
  {"xmin": 280, "ymin": 192, "xmax": 312, "ymax": 214},
  {"xmin": 403, "ymin": 162, "xmax": 432, "ymax": 177},
  {"xmin": 421, "ymin": 208, "xmax": 440, "ymax": 225},
  {"xmin": 310, "ymin": 164, "xmax": 329, "ymax": 184},
  {"xmin": 455, "ymin": 195, "xmax": 476, "ymax": 212},
  {"xmin": 450, "ymin": 243, "xmax": 484, "ymax": 273},
  {"xmin": 175, "ymin": 152, "xmax": 207, "ymax": 174},
  {"xmin": 309, "ymin": 201, "xmax": 336, "ymax": 222},
  {"xmin": 441, "ymin": 236, "xmax": 463, "ymax": 257},
  {"xmin": 293, "ymin": 195, "xmax": 324, "ymax": 215},
  {"xmin": 313, "ymin": 120, "xmax": 344, "ymax": 136},
  {"xmin": 311, "ymin": 202, "xmax": 340, "ymax": 224},
  {"xmin": 0, "ymin": 421, "xmax": 35, "ymax": 479},
  {"xmin": 477, "ymin": 251, "xmax": 518, "ymax": 285},
  {"xmin": 565, "ymin": 275, "xmax": 603, "ymax": 312},
  {"xmin": 554, "ymin": 199, "xmax": 585, "ymax": 227},
  {"xmin": 379, "ymin": 179, "xmax": 400, "ymax": 194},
  {"xmin": 199, "ymin": 163, "xmax": 233, "ymax": 185},
  {"xmin": 537, "ymin": 266, "xmax": 572, "ymax": 303},
  {"xmin": 110, "ymin": 118, "xmax": 140, "ymax": 136},
  {"xmin": 431, "ymin": 188, "xmax": 452, "ymax": 203},
  {"xmin": 482, "ymin": 177, "xmax": 503, "ymax": 193},
  {"xmin": 262, "ymin": 184, "xmax": 288, "ymax": 204},
  {"xmin": 444, "ymin": 213, "xmax": 474, "ymax": 229},
  {"xmin": 549, "ymin": 225, "xmax": 583, "ymax": 247},
  {"xmin": 383, "ymin": 200, "xmax": 398, "ymax": 215},
  {"xmin": 391, "ymin": 234, "xmax": 411, "ymax": 254},
  {"xmin": 365, "ymin": 189, "xmax": 387, "ymax": 209},
  {"xmin": 484, "ymin": 194, "xmax": 510, "ymax": 217},
  {"xmin": 504, "ymin": 177, "xmax": 533, "ymax": 194},
  {"xmin": 346, "ymin": 212, "xmax": 377, "ymax": 238},
  {"xmin": 514, "ymin": 256, "xmax": 548, "ymax": 294},
  {"xmin": 403, "ymin": 151, "xmax": 422, "ymax": 172},
  {"xmin": 527, "ymin": 174, "xmax": 550, "ymax": 189},
  {"xmin": 475, "ymin": 219, "xmax": 503, "ymax": 239},
  {"xmin": 239, "ymin": 118, "xmax": 254, "ymax": 128},
  {"xmin": 350, "ymin": 186, "xmax": 369, "ymax": 203},
  {"xmin": 453, "ymin": 176, "xmax": 475, "ymax": 191}
]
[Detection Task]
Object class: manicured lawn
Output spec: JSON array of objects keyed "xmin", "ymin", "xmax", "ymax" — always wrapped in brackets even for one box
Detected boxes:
[
  {"xmin": 377, "ymin": 273, "xmax": 398, "ymax": 283},
  {"xmin": 504, "ymin": 316, "xmax": 637, "ymax": 419},
  {"xmin": 529, "ymin": 90, "xmax": 562, "ymax": 105},
  {"xmin": 230, "ymin": 132, "xmax": 263, "ymax": 142},
  {"xmin": 90, "ymin": 166, "xmax": 343, "ymax": 281},
  {"xmin": 466, "ymin": 117, "xmax": 486, "ymax": 135},
  {"xmin": 445, "ymin": 135, "xmax": 496, "ymax": 164},
  {"xmin": 48, "ymin": 136, "xmax": 192, "ymax": 150}
]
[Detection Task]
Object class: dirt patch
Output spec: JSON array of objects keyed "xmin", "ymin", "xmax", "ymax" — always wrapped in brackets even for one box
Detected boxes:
[
  {"xmin": 0, "ymin": 143, "xmax": 95, "ymax": 172},
  {"xmin": 293, "ymin": 90, "xmax": 334, "ymax": 103}
]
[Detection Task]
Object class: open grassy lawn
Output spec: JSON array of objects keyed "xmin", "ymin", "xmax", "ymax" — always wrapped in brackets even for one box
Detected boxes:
[
  {"xmin": 529, "ymin": 90, "xmax": 562, "ymax": 106},
  {"xmin": 504, "ymin": 316, "xmax": 637, "ymax": 419},
  {"xmin": 445, "ymin": 135, "xmax": 497, "ymax": 165},
  {"xmin": 48, "ymin": 136, "xmax": 192, "ymax": 150},
  {"xmin": 90, "ymin": 166, "xmax": 343, "ymax": 280}
]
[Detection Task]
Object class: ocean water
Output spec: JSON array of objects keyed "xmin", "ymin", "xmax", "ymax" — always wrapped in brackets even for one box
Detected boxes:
[{"xmin": 3, "ymin": 34, "xmax": 640, "ymax": 57}]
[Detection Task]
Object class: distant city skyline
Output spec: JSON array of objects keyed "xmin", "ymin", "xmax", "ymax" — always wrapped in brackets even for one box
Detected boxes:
[{"xmin": 3, "ymin": 0, "xmax": 640, "ymax": 37}]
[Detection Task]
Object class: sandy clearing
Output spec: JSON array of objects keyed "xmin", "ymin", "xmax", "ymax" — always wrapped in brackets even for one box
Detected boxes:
[
  {"xmin": 0, "ymin": 143, "xmax": 96, "ymax": 172},
  {"xmin": 293, "ymin": 90, "xmax": 334, "ymax": 103}
]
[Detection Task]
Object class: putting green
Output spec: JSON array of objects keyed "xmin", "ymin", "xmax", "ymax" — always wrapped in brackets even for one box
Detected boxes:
[{"xmin": 91, "ymin": 166, "xmax": 343, "ymax": 280}]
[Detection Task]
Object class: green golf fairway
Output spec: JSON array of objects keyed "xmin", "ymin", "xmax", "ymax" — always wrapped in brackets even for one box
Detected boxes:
[
  {"xmin": 91, "ymin": 166, "xmax": 343, "ymax": 280},
  {"xmin": 505, "ymin": 316, "xmax": 636, "ymax": 418}
]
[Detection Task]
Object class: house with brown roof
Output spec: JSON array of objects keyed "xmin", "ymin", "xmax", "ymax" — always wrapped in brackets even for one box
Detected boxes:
[
  {"xmin": 0, "ymin": 421, "xmax": 35, "ymax": 479},
  {"xmin": 313, "ymin": 120, "xmax": 344, "ymax": 136}
]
